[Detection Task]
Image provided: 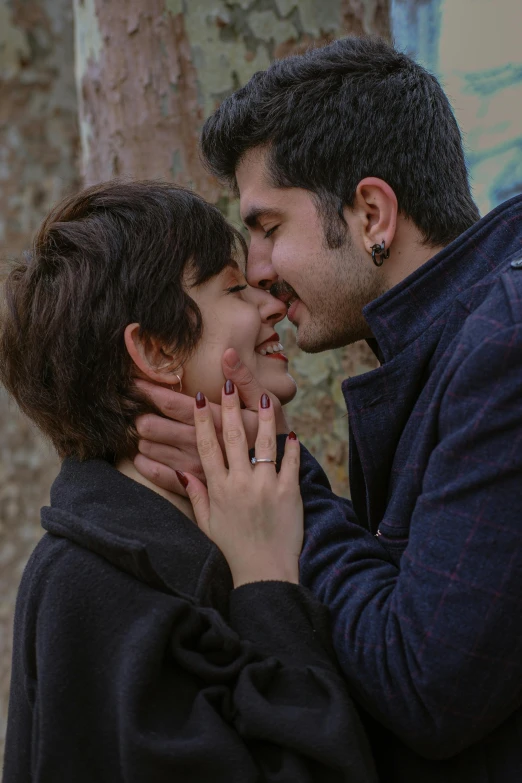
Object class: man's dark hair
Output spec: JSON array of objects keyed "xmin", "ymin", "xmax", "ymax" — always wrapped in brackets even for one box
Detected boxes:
[
  {"xmin": 201, "ymin": 36, "xmax": 480, "ymax": 248},
  {"xmin": 0, "ymin": 181, "xmax": 245, "ymax": 461}
]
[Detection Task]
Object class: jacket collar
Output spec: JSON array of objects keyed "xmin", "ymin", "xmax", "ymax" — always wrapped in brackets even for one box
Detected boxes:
[
  {"xmin": 343, "ymin": 195, "xmax": 522, "ymax": 533},
  {"xmin": 41, "ymin": 458, "xmax": 232, "ymax": 609},
  {"xmin": 364, "ymin": 194, "xmax": 522, "ymax": 363}
]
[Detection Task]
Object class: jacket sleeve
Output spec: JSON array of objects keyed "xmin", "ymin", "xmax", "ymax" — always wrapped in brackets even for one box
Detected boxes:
[
  {"xmin": 29, "ymin": 546, "xmax": 376, "ymax": 783},
  {"xmin": 295, "ymin": 323, "xmax": 522, "ymax": 760}
]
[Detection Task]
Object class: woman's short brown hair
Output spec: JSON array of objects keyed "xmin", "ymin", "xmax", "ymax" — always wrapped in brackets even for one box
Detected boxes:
[{"xmin": 0, "ymin": 180, "xmax": 245, "ymax": 461}]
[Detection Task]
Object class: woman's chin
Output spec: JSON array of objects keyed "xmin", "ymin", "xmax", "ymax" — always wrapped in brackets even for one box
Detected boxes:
[
  {"xmin": 187, "ymin": 369, "xmax": 298, "ymax": 408},
  {"xmin": 267, "ymin": 375, "xmax": 298, "ymax": 406}
]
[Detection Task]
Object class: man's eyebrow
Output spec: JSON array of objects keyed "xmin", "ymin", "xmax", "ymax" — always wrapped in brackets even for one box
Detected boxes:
[{"xmin": 242, "ymin": 206, "xmax": 283, "ymax": 229}]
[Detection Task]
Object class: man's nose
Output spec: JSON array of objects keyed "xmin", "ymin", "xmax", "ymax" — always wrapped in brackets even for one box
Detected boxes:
[{"xmin": 246, "ymin": 240, "xmax": 278, "ymax": 290}]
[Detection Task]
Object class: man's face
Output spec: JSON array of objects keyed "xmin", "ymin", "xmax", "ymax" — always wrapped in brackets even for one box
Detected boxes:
[{"xmin": 237, "ymin": 148, "xmax": 385, "ymax": 353}]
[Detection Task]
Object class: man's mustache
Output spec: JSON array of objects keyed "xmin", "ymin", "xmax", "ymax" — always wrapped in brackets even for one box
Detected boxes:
[{"xmin": 269, "ymin": 281, "xmax": 298, "ymax": 303}]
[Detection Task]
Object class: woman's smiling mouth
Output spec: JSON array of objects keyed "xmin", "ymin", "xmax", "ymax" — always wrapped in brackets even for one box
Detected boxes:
[{"xmin": 255, "ymin": 334, "xmax": 288, "ymax": 361}]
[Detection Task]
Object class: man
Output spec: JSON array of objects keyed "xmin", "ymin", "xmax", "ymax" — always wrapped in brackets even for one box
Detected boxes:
[{"xmin": 134, "ymin": 37, "xmax": 522, "ymax": 781}]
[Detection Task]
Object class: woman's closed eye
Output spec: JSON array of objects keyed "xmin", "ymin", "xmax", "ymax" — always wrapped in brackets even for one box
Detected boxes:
[
  {"xmin": 264, "ymin": 226, "xmax": 279, "ymax": 239},
  {"xmin": 226, "ymin": 284, "xmax": 248, "ymax": 295}
]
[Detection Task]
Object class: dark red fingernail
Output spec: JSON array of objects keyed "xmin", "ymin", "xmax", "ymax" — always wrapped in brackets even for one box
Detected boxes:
[
  {"xmin": 224, "ymin": 379, "xmax": 235, "ymax": 395},
  {"xmin": 288, "ymin": 431, "xmax": 297, "ymax": 440},
  {"xmin": 196, "ymin": 392, "xmax": 206, "ymax": 408},
  {"xmin": 175, "ymin": 470, "xmax": 189, "ymax": 488},
  {"xmin": 261, "ymin": 393, "xmax": 270, "ymax": 409}
]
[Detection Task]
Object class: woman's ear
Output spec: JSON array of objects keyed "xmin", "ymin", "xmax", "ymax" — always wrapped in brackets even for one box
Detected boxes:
[{"xmin": 124, "ymin": 323, "xmax": 183, "ymax": 386}]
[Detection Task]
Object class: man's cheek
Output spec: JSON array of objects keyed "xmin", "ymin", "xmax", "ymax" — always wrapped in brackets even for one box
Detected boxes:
[{"xmin": 272, "ymin": 248, "xmax": 298, "ymax": 291}]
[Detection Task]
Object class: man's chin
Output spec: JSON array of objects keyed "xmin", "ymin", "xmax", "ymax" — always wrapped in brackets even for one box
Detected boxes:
[
  {"xmin": 295, "ymin": 322, "xmax": 357, "ymax": 354},
  {"xmin": 296, "ymin": 329, "xmax": 332, "ymax": 354}
]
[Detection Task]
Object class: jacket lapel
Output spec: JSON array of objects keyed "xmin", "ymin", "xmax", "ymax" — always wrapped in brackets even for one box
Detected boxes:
[
  {"xmin": 343, "ymin": 347, "xmax": 430, "ymax": 533},
  {"xmin": 343, "ymin": 310, "xmax": 452, "ymax": 534}
]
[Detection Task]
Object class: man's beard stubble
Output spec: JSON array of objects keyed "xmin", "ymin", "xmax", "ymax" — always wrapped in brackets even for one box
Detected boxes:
[
  {"xmin": 269, "ymin": 279, "xmax": 296, "ymax": 301},
  {"xmin": 270, "ymin": 240, "xmax": 386, "ymax": 354}
]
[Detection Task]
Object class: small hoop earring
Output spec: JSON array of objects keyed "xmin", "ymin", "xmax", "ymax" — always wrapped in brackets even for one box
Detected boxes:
[
  {"xmin": 371, "ymin": 240, "xmax": 390, "ymax": 267},
  {"xmin": 171, "ymin": 373, "xmax": 183, "ymax": 393}
]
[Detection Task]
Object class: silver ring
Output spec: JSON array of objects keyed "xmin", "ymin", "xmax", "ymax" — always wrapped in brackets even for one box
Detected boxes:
[{"xmin": 250, "ymin": 457, "xmax": 277, "ymax": 465}]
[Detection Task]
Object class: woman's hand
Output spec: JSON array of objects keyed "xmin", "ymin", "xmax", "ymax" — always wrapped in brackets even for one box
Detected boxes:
[
  {"xmin": 178, "ymin": 381, "xmax": 303, "ymax": 588},
  {"xmin": 133, "ymin": 349, "xmax": 289, "ymax": 496}
]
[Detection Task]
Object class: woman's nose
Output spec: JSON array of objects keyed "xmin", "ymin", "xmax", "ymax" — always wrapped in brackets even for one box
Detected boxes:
[{"xmin": 246, "ymin": 286, "xmax": 286, "ymax": 325}]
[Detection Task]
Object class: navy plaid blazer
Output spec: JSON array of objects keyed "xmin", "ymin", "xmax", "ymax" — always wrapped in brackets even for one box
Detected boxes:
[{"xmin": 297, "ymin": 194, "xmax": 522, "ymax": 782}]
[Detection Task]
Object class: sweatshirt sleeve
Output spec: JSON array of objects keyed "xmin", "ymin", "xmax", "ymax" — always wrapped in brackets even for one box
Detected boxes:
[
  {"xmin": 21, "ymin": 543, "xmax": 376, "ymax": 783},
  {"xmin": 294, "ymin": 323, "xmax": 522, "ymax": 760}
]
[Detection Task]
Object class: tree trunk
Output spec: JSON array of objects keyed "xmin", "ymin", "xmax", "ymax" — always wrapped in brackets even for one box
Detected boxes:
[
  {"xmin": 75, "ymin": 0, "xmax": 390, "ymax": 496},
  {"xmin": 0, "ymin": 0, "xmax": 79, "ymax": 761}
]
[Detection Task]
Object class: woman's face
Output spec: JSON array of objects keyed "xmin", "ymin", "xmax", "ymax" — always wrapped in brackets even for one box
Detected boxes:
[{"xmin": 181, "ymin": 264, "xmax": 297, "ymax": 405}]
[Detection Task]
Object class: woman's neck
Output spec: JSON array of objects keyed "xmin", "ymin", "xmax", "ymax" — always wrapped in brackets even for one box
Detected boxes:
[{"xmin": 116, "ymin": 458, "xmax": 196, "ymax": 523}]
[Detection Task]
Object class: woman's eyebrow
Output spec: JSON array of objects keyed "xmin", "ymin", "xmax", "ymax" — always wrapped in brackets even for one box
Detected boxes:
[{"xmin": 242, "ymin": 206, "xmax": 283, "ymax": 229}]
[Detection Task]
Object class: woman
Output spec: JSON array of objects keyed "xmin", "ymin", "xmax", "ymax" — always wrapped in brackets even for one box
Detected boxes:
[{"xmin": 0, "ymin": 181, "xmax": 376, "ymax": 782}]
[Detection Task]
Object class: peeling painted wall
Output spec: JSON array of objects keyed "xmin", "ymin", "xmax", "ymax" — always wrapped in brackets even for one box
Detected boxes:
[
  {"xmin": 392, "ymin": 0, "xmax": 522, "ymax": 215},
  {"xmin": 0, "ymin": 0, "xmax": 79, "ymax": 761}
]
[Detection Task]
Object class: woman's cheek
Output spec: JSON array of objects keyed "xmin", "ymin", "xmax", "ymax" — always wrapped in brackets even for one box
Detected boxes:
[
  {"xmin": 181, "ymin": 345, "xmax": 225, "ymax": 403},
  {"xmin": 227, "ymin": 313, "xmax": 260, "ymax": 363}
]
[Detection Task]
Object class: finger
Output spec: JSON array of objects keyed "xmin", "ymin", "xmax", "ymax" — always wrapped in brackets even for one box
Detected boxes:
[
  {"xmin": 253, "ymin": 393, "xmax": 277, "ymax": 465},
  {"xmin": 137, "ymin": 440, "xmax": 207, "ymax": 484},
  {"xmin": 179, "ymin": 473, "xmax": 211, "ymax": 536},
  {"xmin": 136, "ymin": 381, "xmax": 224, "ymax": 437},
  {"xmin": 133, "ymin": 453, "xmax": 189, "ymax": 497},
  {"xmin": 137, "ymin": 438, "xmax": 183, "ymax": 463},
  {"xmin": 135, "ymin": 380, "xmax": 195, "ymax": 424},
  {"xmin": 222, "ymin": 349, "xmax": 272, "ymax": 411},
  {"xmin": 193, "ymin": 393, "xmax": 227, "ymax": 484},
  {"xmin": 136, "ymin": 413, "xmax": 184, "ymax": 447},
  {"xmin": 221, "ymin": 381, "xmax": 251, "ymax": 472},
  {"xmin": 240, "ymin": 408, "xmax": 260, "ymax": 450},
  {"xmin": 279, "ymin": 432, "xmax": 300, "ymax": 486}
]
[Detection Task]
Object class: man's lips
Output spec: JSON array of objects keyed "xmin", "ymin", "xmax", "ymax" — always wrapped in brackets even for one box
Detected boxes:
[
  {"xmin": 287, "ymin": 298, "xmax": 300, "ymax": 323},
  {"xmin": 267, "ymin": 281, "xmax": 301, "ymax": 324},
  {"xmin": 269, "ymin": 281, "xmax": 298, "ymax": 306}
]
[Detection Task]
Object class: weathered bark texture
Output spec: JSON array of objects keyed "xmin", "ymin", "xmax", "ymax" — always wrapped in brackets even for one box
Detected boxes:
[
  {"xmin": 76, "ymin": 0, "xmax": 389, "ymax": 195},
  {"xmin": 0, "ymin": 0, "xmax": 79, "ymax": 761},
  {"xmin": 75, "ymin": 0, "xmax": 389, "ymax": 496}
]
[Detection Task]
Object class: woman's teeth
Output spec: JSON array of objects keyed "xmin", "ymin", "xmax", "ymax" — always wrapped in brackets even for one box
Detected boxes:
[{"xmin": 259, "ymin": 342, "xmax": 284, "ymax": 356}]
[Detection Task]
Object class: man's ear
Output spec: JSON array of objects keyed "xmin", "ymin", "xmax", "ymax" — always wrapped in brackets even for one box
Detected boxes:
[
  {"xmin": 348, "ymin": 177, "xmax": 398, "ymax": 255},
  {"xmin": 124, "ymin": 323, "xmax": 183, "ymax": 386}
]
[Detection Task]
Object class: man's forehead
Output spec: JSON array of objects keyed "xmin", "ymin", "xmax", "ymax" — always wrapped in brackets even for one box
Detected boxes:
[
  {"xmin": 236, "ymin": 148, "xmax": 299, "ymax": 227},
  {"xmin": 237, "ymin": 168, "xmax": 285, "ymax": 225}
]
